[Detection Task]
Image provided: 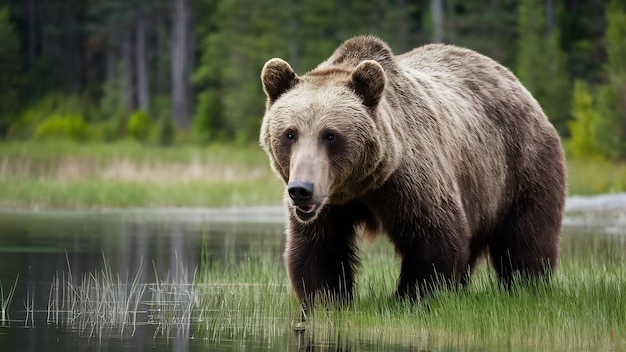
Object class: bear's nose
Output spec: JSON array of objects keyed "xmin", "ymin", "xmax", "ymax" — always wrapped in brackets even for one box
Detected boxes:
[{"xmin": 287, "ymin": 181, "xmax": 314, "ymax": 203}]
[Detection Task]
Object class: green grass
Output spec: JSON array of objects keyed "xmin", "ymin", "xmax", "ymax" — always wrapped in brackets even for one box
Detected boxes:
[
  {"xmin": 567, "ymin": 158, "xmax": 626, "ymax": 195},
  {"xmin": 192, "ymin": 237, "xmax": 626, "ymax": 350}
]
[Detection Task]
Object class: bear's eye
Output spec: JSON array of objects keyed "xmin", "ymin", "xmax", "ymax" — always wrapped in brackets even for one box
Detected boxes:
[
  {"xmin": 283, "ymin": 129, "xmax": 297, "ymax": 142},
  {"xmin": 323, "ymin": 132, "xmax": 336, "ymax": 143}
]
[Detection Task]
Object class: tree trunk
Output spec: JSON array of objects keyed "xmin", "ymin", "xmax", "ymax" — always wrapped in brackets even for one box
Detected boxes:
[
  {"xmin": 395, "ymin": 0, "xmax": 408, "ymax": 52},
  {"xmin": 135, "ymin": 0, "xmax": 150, "ymax": 112},
  {"xmin": 27, "ymin": 0, "xmax": 37, "ymax": 69},
  {"xmin": 431, "ymin": 0, "xmax": 444, "ymax": 43},
  {"xmin": 155, "ymin": 12, "xmax": 169, "ymax": 96},
  {"xmin": 546, "ymin": 0, "xmax": 554, "ymax": 35},
  {"xmin": 446, "ymin": 0, "xmax": 457, "ymax": 43},
  {"xmin": 105, "ymin": 39, "xmax": 117, "ymax": 83},
  {"xmin": 122, "ymin": 30, "xmax": 135, "ymax": 113},
  {"xmin": 288, "ymin": 0, "xmax": 300, "ymax": 72},
  {"xmin": 171, "ymin": 0, "xmax": 192, "ymax": 128}
]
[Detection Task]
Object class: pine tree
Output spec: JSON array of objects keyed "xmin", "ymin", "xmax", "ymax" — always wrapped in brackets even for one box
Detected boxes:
[
  {"xmin": 596, "ymin": 0, "xmax": 626, "ymax": 160},
  {"xmin": 567, "ymin": 80, "xmax": 602, "ymax": 159},
  {"xmin": 516, "ymin": 0, "xmax": 570, "ymax": 135},
  {"xmin": 0, "ymin": 7, "xmax": 22, "ymax": 137}
]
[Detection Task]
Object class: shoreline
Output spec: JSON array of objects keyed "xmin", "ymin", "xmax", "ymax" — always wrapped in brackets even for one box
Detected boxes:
[{"xmin": 1, "ymin": 193, "xmax": 624, "ymax": 230}]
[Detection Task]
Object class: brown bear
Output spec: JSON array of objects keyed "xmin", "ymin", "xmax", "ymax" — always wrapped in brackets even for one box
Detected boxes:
[{"xmin": 260, "ymin": 36, "xmax": 566, "ymax": 307}]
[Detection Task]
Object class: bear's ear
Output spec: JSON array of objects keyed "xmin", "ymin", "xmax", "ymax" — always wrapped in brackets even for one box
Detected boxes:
[
  {"xmin": 349, "ymin": 60, "xmax": 386, "ymax": 108},
  {"xmin": 261, "ymin": 58, "xmax": 301, "ymax": 106}
]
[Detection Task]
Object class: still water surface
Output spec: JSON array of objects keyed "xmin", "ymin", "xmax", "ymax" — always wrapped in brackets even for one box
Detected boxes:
[
  {"xmin": 0, "ymin": 196, "xmax": 624, "ymax": 351},
  {"xmin": 0, "ymin": 207, "xmax": 288, "ymax": 351}
]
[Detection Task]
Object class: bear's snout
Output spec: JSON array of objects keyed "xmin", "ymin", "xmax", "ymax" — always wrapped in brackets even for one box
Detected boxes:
[
  {"xmin": 287, "ymin": 181, "xmax": 314, "ymax": 204},
  {"xmin": 287, "ymin": 181, "xmax": 321, "ymax": 221}
]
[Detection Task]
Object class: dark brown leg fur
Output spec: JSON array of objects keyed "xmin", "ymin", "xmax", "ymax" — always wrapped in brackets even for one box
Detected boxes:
[
  {"xmin": 395, "ymin": 239, "xmax": 471, "ymax": 300},
  {"xmin": 285, "ymin": 201, "xmax": 372, "ymax": 309},
  {"xmin": 489, "ymin": 192, "xmax": 563, "ymax": 287},
  {"xmin": 388, "ymin": 214, "xmax": 472, "ymax": 300}
]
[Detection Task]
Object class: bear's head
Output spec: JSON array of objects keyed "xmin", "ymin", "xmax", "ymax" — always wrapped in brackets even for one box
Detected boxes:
[{"xmin": 260, "ymin": 56, "xmax": 397, "ymax": 223}]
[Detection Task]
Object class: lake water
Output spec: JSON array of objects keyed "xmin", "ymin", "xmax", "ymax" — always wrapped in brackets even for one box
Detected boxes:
[{"xmin": 0, "ymin": 195, "xmax": 625, "ymax": 351}]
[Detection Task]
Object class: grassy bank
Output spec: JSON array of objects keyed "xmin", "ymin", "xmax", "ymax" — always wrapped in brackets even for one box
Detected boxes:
[
  {"xmin": 0, "ymin": 141, "xmax": 283, "ymax": 209},
  {"xmin": 191, "ymin": 236, "xmax": 625, "ymax": 350},
  {"xmin": 326, "ymin": 238, "xmax": 625, "ymax": 350},
  {"xmin": 1, "ymin": 141, "xmax": 625, "ymax": 209}
]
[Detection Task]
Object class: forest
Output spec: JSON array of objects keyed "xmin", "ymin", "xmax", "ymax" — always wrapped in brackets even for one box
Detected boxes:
[{"xmin": 0, "ymin": 0, "xmax": 625, "ymax": 160}]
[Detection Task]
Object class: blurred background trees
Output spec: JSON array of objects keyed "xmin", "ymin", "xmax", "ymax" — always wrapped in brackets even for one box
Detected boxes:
[{"xmin": 0, "ymin": 0, "xmax": 624, "ymax": 160}]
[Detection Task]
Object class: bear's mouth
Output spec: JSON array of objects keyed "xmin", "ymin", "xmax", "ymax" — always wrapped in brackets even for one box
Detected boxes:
[
  {"xmin": 296, "ymin": 204, "xmax": 316, "ymax": 214},
  {"xmin": 294, "ymin": 204, "xmax": 318, "ymax": 221}
]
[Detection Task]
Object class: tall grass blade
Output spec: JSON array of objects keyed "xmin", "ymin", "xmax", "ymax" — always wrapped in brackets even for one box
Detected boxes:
[{"xmin": 1, "ymin": 274, "xmax": 19, "ymax": 325}]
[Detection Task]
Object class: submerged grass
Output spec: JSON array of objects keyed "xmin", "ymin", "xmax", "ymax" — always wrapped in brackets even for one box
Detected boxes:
[
  {"xmin": 48, "ymin": 254, "xmax": 148, "ymax": 331},
  {"xmin": 194, "ymin": 254, "xmax": 297, "ymax": 341}
]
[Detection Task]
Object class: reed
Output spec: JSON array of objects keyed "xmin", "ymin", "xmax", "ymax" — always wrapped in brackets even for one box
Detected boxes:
[
  {"xmin": 47, "ymin": 254, "xmax": 148, "ymax": 334},
  {"xmin": 0, "ymin": 274, "xmax": 19, "ymax": 326}
]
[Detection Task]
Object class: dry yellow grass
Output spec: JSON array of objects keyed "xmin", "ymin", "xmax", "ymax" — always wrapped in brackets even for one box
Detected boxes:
[
  {"xmin": 0, "ymin": 141, "xmax": 283, "ymax": 208},
  {"xmin": 0, "ymin": 157, "xmax": 269, "ymax": 184}
]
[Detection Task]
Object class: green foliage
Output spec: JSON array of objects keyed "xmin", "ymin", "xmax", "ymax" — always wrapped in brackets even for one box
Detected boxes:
[
  {"xmin": 10, "ymin": 93, "xmax": 95, "ymax": 140},
  {"xmin": 193, "ymin": 0, "xmax": 425, "ymax": 144},
  {"xmin": 2, "ymin": 0, "xmax": 623, "ymax": 147},
  {"xmin": 567, "ymin": 81, "xmax": 603, "ymax": 160},
  {"xmin": 0, "ymin": 7, "xmax": 22, "ymax": 137},
  {"xmin": 193, "ymin": 90, "xmax": 222, "ymax": 144},
  {"xmin": 567, "ymin": 158, "xmax": 626, "ymax": 195},
  {"xmin": 99, "ymin": 69, "xmax": 127, "ymax": 121},
  {"xmin": 94, "ymin": 66, "xmax": 129, "ymax": 141},
  {"xmin": 193, "ymin": 0, "xmax": 289, "ymax": 144},
  {"xmin": 34, "ymin": 115, "xmax": 93, "ymax": 142},
  {"xmin": 515, "ymin": 0, "xmax": 570, "ymax": 135},
  {"xmin": 127, "ymin": 110, "xmax": 151, "ymax": 142},
  {"xmin": 151, "ymin": 115, "xmax": 175, "ymax": 146},
  {"xmin": 595, "ymin": 0, "xmax": 626, "ymax": 160},
  {"xmin": 605, "ymin": 0, "xmax": 626, "ymax": 78}
]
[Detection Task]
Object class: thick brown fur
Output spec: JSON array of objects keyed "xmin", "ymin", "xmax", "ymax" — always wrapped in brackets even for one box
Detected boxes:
[{"xmin": 260, "ymin": 36, "xmax": 566, "ymax": 307}]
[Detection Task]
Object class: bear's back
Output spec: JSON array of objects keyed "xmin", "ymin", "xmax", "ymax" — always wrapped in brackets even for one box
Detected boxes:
[
  {"xmin": 397, "ymin": 44, "xmax": 518, "ymax": 86},
  {"xmin": 389, "ymin": 43, "xmax": 561, "ymax": 233},
  {"xmin": 394, "ymin": 42, "xmax": 552, "ymax": 148}
]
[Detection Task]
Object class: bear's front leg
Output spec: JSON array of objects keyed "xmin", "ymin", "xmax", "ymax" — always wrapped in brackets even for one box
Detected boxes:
[
  {"xmin": 394, "ymin": 230, "xmax": 471, "ymax": 300},
  {"xmin": 284, "ymin": 206, "xmax": 359, "ymax": 309}
]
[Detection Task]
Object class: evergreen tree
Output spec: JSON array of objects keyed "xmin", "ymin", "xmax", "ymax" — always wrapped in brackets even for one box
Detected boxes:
[
  {"xmin": 0, "ymin": 7, "xmax": 22, "ymax": 137},
  {"xmin": 516, "ymin": 0, "xmax": 570, "ymax": 135},
  {"xmin": 193, "ymin": 0, "xmax": 291, "ymax": 143},
  {"xmin": 193, "ymin": 2, "xmax": 226, "ymax": 144},
  {"xmin": 567, "ymin": 80, "xmax": 602, "ymax": 159},
  {"xmin": 595, "ymin": 0, "xmax": 626, "ymax": 160}
]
